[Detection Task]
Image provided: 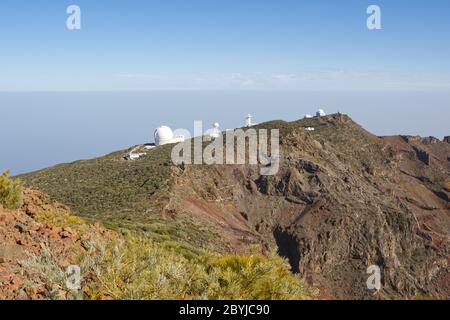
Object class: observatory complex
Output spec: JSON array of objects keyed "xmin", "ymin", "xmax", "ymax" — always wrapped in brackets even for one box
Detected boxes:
[{"xmin": 124, "ymin": 110, "xmax": 327, "ymax": 160}]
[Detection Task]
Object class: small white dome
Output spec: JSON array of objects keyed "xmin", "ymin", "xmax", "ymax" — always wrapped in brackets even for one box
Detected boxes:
[
  {"xmin": 207, "ymin": 122, "xmax": 221, "ymax": 139},
  {"xmin": 316, "ymin": 109, "xmax": 326, "ymax": 117},
  {"xmin": 154, "ymin": 125, "xmax": 174, "ymax": 146}
]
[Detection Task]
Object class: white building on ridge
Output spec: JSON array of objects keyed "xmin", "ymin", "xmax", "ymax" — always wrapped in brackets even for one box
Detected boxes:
[
  {"xmin": 154, "ymin": 125, "xmax": 185, "ymax": 146},
  {"xmin": 245, "ymin": 114, "xmax": 257, "ymax": 127},
  {"xmin": 316, "ymin": 109, "xmax": 326, "ymax": 117},
  {"xmin": 207, "ymin": 122, "xmax": 221, "ymax": 139}
]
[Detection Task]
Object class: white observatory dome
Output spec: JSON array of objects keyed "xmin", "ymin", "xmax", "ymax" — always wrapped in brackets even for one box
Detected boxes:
[
  {"xmin": 154, "ymin": 125, "xmax": 174, "ymax": 146},
  {"xmin": 208, "ymin": 122, "xmax": 221, "ymax": 139},
  {"xmin": 316, "ymin": 109, "xmax": 326, "ymax": 117}
]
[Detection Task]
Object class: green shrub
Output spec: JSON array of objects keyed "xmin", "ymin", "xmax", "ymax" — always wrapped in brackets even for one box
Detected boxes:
[
  {"xmin": 0, "ymin": 170, "xmax": 23, "ymax": 209},
  {"xmin": 86, "ymin": 234, "xmax": 317, "ymax": 300},
  {"xmin": 198, "ymin": 251, "xmax": 316, "ymax": 300}
]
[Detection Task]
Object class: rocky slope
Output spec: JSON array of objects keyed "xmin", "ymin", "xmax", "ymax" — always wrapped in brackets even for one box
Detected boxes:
[
  {"xmin": 0, "ymin": 189, "xmax": 114, "ymax": 299},
  {"xmin": 20, "ymin": 114, "xmax": 450, "ymax": 299}
]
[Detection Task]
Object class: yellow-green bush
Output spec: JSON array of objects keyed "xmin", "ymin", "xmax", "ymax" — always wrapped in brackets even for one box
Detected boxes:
[
  {"xmin": 199, "ymin": 252, "xmax": 316, "ymax": 300},
  {"xmin": 0, "ymin": 170, "xmax": 23, "ymax": 209},
  {"xmin": 86, "ymin": 235, "xmax": 317, "ymax": 300}
]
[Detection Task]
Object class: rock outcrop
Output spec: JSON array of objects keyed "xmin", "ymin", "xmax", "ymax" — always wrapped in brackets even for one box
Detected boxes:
[
  {"xmin": 171, "ymin": 114, "xmax": 450, "ymax": 299},
  {"xmin": 0, "ymin": 189, "xmax": 113, "ymax": 300}
]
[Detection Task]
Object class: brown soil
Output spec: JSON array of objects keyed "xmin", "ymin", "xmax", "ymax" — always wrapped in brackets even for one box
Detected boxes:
[{"xmin": 0, "ymin": 189, "xmax": 114, "ymax": 300}]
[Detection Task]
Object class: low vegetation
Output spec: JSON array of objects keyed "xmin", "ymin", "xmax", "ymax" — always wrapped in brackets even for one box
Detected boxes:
[
  {"xmin": 19, "ymin": 206, "xmax": 316, "ymax": 300},
  {"xmin": 85, "ymin": 235, "xmax": 317, "ymax": 300},
  {"xmin": 0, "ymin": 170, "xmax": 23, "ymax": 209},
  {"xmin": 68, "ymin": 235, "xmax": 317, "ymax": 300},
  {"xmin": 22, "ymin": 231, "xmax": 316, "ymax": 300}
]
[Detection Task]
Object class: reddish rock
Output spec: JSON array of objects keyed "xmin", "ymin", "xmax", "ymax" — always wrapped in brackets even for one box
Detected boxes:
[
  {"xmin": 9, "ymin": 275, "xmax": 23, "ymax": 291},
  {"xmin": 0, "ymin": 188, "xmax": 115, "ymax": 300},
  {"xmin": 58, "ymin": 258, "xmax": 70, "ymax": 269},
  {"xmin": 59, "ymin": 227, "xmax": 76, "ymax": 239},
  {"xmin": 14, "ymin": 234, "xmax": 24, "ymax": 245}
]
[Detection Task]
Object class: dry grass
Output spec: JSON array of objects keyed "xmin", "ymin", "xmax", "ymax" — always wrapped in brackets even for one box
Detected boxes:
[
  {"xmin": 22, "ymin": 232, "xmax": 317, "ymax": 300},
  {"xmin": 84, "ymin": 234, "xmax": 318, "ymax": 300}
]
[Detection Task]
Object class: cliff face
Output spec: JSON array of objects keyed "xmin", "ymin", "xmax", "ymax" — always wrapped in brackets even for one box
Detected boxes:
[
  {"xmin": 168, "ymin": 114, "xmax": 450, "ymax": 299},
  {"xmin": 20, "ymin": 114, "xmax": 449, "ymax": 299}
]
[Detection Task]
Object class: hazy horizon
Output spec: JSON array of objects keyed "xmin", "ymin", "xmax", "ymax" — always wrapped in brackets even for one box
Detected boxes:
[{"xmin": 1, "ymin": 90, "xmax": 449, "ymax": 175}]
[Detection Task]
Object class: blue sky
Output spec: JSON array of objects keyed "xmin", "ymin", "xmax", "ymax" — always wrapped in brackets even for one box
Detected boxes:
[{"xmin": 1, "ymin": 0, "xmax": 449, "ymax": 91}]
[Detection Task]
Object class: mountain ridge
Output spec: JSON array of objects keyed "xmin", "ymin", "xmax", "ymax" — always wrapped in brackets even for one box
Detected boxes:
[{"xmin": 18, "ymin": 113, "xmax": 450, "ymax": 299}]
